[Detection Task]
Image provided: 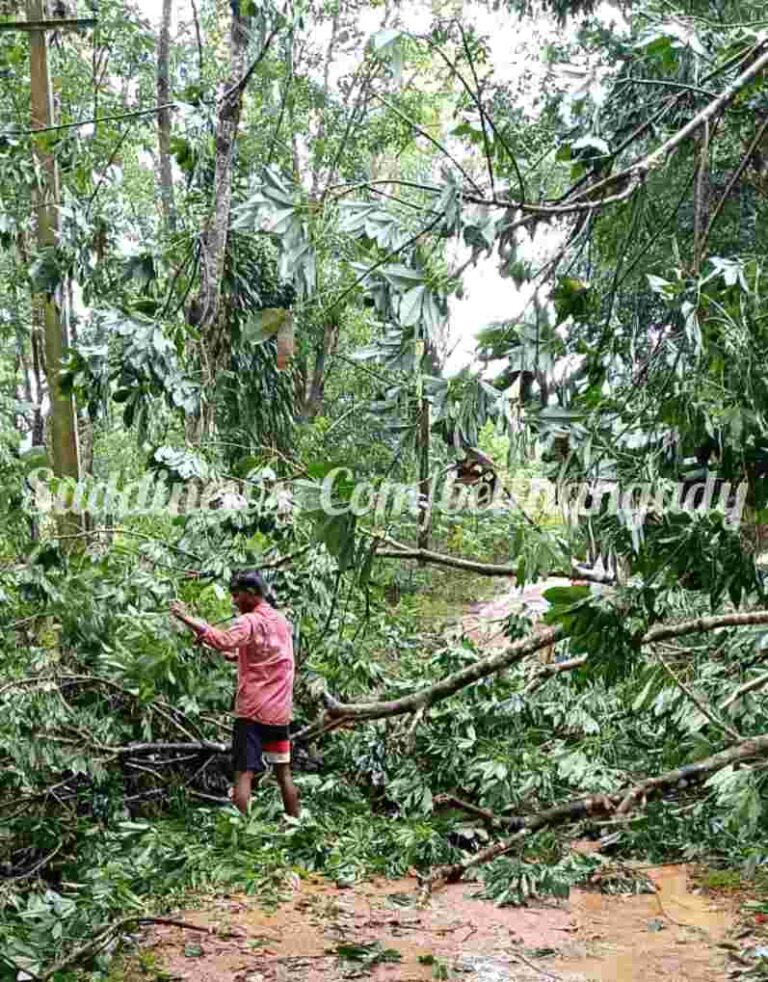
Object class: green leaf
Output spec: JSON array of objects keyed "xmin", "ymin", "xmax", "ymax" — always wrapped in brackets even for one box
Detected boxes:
[
  {"xmin": 399, "ymin": 285, "xmax": 425, "ymax": 326},
  {"xmin": 380, "ymin": 264, "xmax": 426, "ymax": 290},
  {"xmin": 542, "ymin": 585, "xmax": 591, "ymax": 606},
  {"xmin": 333, "ymin": 940, "xmax": 402, "ymax": 966},
  {"xmin": 242, "ymin": 307, "xmax": 291, "ymax": 345}
]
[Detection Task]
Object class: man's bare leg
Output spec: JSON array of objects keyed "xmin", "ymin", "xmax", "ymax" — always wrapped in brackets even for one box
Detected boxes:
[
  {"xmin": 274, "ymin": 763, "xmax": 300, "ymax": 817},
  {"xmin": 233, "ymin": 770, "xmax": 262, "ymax": 813}
]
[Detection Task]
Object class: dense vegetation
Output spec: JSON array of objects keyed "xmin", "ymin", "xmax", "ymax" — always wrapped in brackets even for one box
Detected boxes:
[{"xmin": 4, "ymin": 0, "xmax": 768, "ymax": 976}]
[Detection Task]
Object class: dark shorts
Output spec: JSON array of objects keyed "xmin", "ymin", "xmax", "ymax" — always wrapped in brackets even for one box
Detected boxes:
[{"xmin": 231, "ymin": 718, "xmax": 291, "ymax": 774}]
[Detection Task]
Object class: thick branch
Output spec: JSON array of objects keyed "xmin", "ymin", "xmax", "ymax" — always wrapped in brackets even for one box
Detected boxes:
[
  {"xmin": 294, "ymin": 624, "xmax": 563, "ymax": 742},
  {"xmin": 428, "ymin": 732, "xmax": 768, "ymax": 888},
  {"xmin": 99, "ymin": 740, "xmax": 226, "ymax": 756},
  {"xmin": 296, "ymin": 609, "xmax": 768, "ymax": 742},
  {"xmin": 459, "ymin": 42, "xmax": 768, "ymax": 223},
  {"xmin": 375, "ymin": 545, "xmax": 519, "ymax": 576},
  {"xmin": 373, "ymin": 533, "xmax": 614, "ymax": 583},
  {"xmin": 642, "ymin": 610, "xmax": 768, "ymax": 644}
]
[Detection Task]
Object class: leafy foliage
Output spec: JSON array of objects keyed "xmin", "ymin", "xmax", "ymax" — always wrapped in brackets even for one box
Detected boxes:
[{"xmin": 4, "ymin": 0, "xmax": 768, "ymax": 975}]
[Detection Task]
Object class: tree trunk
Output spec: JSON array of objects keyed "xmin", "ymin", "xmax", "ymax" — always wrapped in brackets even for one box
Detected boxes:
[
  {"xmin": 189, "ymin": 8, "xmax": 248, "ymax": 337},
  {"xmin": 185, "ymin": 5, "xmax": 249, "ymax": 441},
  {"xmin": 300, "ymin": 321, "xmax": 338, "ymax": 417},
  {"xmin": 156, "ymin": 0, "xmax": 176, "ymax": 231},
  {"xmin": 417, "ymin": 394, "xmax": 431, "ymax": 550},
  {"xmin": 310, "ymin": 4, "xmax": 340, "ymax": 199},
  {"xmin": 27, "ymin": 0, "xmax": 81, "ymax": 521},
  {"xmin": 30, "ymin": 316, "xmax": 45, "ymax": 446}
]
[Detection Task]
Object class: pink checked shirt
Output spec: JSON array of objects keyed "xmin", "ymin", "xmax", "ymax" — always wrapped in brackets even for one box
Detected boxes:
[{"xmin": 200, "ymin": 604, "xmax": 294, "ymax": 725}]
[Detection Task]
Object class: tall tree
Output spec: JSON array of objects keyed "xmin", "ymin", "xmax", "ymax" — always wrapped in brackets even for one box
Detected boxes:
[
  {"xmin": 27, "ymin": 0, "xmax": 81, "ymax": 500},
  {"xmin": 156, "ymin": 0, "xmax": 177, "ymax": 231}
]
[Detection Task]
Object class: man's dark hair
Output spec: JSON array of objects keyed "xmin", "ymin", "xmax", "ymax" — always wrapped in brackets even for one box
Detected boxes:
[{"xmin": 229, "ymin": 569, "xmax": 277, "ymax": 607}]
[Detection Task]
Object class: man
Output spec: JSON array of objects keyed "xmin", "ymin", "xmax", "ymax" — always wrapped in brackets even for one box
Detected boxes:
[{"xmin": 170, "ymin": 570, "xmax": 299, "ymax": 817}]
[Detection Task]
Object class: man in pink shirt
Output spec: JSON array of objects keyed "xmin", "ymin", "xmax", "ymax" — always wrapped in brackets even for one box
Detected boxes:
[{"xmin": 170, "ymin": 569, "xmax": 299, "ymax": 817}]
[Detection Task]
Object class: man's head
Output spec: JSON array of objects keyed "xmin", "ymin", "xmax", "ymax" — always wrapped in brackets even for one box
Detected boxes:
[{"xmin": 229, "ymin": 569, "xmax": 274, "ymax": 613}]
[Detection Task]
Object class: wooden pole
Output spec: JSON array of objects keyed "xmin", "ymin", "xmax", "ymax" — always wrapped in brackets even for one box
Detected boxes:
[{"xmin": 27, "ymin": 0, "xmax": 82, "ymax": 522}]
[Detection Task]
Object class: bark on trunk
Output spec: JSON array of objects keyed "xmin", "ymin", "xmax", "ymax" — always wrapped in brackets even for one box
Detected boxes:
[
  {"xmin": 30, "ymin": 320, "xmax": 45, "ymax": 446},
  {"xmin": 298, "ymin": 321, "xmax": 338, "ymax": 417},
  {"xmin": 188, "ymin": 8, "xmax": 248, "ymax": 338},
  {"xmin": 27, "ymin": 0, "xmax": 81, "ymax": 532},
  {"xmin": 417, "ymin": 394, "xmax": 431, "ymax": 551},
  {"xmin": 156, "ymin": 0, "xmax": 176, "ymax": 231}
]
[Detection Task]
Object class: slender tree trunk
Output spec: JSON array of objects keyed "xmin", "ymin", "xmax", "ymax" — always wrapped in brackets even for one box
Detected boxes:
[
  {"xmin": 27, "ymin": 0, "xmax": 81, "ymax": 511},
  {"xmin": 302, "ymin": 321, "xmax": 338, "ymax": 417},
  {"xmin": 30, "ymin": 320, "xmax": 45, "ymax": 447},
  {"xmin": 191, "ymin": 8, "xmax": 248, "ymax": 335},
  {"xmin": 416, "ymin": 340, "xmax": 431, "ymax": 551},
  {"xmin": 417, "ymin": 394, "xmax": 431, "ymax": 550},
  {"xmin": 156, "ymin": 0, "xmax": 176, "ymax": 231},
  {"xmin": 310, "ymin": 5, "xmax": 340, "ymax": 199},
  {"xmin": 185, "ymin": 5, "xmax": 249, "ymax": 440}
]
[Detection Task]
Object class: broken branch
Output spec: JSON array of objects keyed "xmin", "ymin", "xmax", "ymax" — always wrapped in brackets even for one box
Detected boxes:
[
  {"xmin": 296, "ymin": 609, "xmax": 768, "ymax": 742},
  {"xmin": 426, "ymin": 732, "xmax": 768, "ymax": 890},
  {"xmin": 720, "ymin": 669, "xmax": 768, "ymax": 710}
]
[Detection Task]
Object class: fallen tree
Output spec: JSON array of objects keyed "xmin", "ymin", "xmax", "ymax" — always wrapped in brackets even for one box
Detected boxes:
[
  {"xmin": 295, "ymin": 608, "xmax": 768, "ymax": 742},
  {"xmin": 424, "ymin": 731, "xmax": 768, "ymax": 891}
]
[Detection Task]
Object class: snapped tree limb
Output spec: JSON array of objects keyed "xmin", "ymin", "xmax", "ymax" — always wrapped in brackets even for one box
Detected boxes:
[
  {"xmin": 426, "ymin": 731, "xmax": 768, "ymax": 890},
  {"xmin": 296, "ymin": 609, "xmax": 768, "ymax": 743}
]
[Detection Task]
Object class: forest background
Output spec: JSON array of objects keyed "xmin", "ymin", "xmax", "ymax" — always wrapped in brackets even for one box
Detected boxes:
[{"xmin": 4, "ymin": 0, "xmax": 768, "ymax": 976}]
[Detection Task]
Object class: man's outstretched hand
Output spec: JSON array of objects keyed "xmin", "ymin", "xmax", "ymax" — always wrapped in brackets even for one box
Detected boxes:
[
  {"xmin": 170, "ymin": 601, "xmax": 235, "ymax": 660},
  {"xmin": 170, "ymin": 600, "xmax": 190, "ymax": 620},
  {"xmin": 169, "ymin": 600, "xmax": 206, "ymax": 637}
]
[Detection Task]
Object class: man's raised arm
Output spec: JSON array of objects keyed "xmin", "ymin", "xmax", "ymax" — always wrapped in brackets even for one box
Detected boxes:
[{"xmin": 169, "ymin": 600, "xmax": 251, "ymax": 655}]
